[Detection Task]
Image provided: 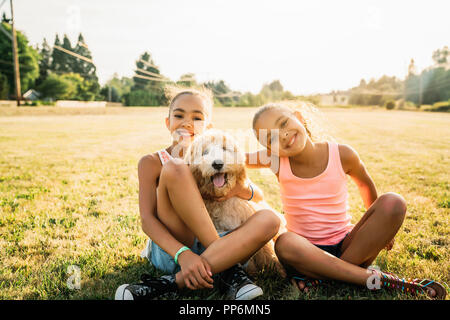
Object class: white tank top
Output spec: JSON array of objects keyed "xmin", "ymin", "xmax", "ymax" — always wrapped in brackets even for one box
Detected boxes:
[{"xmin": 157, "ymin": 149, "xmax": 173, "ymax": 165}]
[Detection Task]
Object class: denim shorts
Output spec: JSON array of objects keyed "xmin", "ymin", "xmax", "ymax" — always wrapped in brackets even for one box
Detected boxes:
[{"xmin": 146, "ymin": 230, "xmax": 231, "ymax": 274}]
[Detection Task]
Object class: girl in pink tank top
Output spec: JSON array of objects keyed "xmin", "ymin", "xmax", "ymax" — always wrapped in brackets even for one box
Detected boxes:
[
  {"xmin": 246, "ymin": 103, "xmax": 446, "ymax": 299},
  {"xmin": 278, "ymin": 141, "xmax": 352, "ymax": 245}
]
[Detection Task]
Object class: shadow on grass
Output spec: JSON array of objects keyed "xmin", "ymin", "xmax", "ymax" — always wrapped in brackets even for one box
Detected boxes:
[{"xmin": 21, "ymin": 252, "xmax": 430, "ymax": 300}]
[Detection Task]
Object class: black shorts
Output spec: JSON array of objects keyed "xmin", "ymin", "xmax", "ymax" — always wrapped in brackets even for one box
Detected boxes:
[
  {"xmin": 314, "ymin": 233, "xmax": 348, "ymax": 258},
  {"xmin": 284, "ymin": 233, "xmax": 349, "ymax": 280}
]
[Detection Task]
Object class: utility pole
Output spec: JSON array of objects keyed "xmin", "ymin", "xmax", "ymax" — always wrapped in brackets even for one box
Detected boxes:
[{"xmin": 10, "ymin": 0, "xmax": 21, "ymax": 106}]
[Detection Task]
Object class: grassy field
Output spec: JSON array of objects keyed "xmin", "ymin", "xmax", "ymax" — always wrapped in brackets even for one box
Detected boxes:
[{"xmin": 0, "ymin": 106, "xmax": 448, "ymax": 300}]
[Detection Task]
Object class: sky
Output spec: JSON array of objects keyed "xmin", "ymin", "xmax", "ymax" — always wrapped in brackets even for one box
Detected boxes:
[{"xmin": 5, "ymin": 0, "xmax": 450, "ymax": 95}]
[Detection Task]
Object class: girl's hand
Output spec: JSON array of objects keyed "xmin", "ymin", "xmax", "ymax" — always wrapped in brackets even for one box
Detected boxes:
[
  {"xmin": 215, "ymin": 181, "xmax": 252, "ymax": 202},
  {"xmin": 177, "ymin": 250, "xmax": 214, "ymax": 290},
  {"xmin": 385, "ymin": 238, "xmax": 395, "ymax": 251}
]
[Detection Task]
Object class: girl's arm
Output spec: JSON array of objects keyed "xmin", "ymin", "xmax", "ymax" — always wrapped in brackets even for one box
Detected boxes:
[
  {"xmin": 246, "ymin": 151, "xmax": 281, "ymax": 180},
  {"xmin": 245, "ymin": 150, "xmax": 273, "ymax": 169},
  {"xmin": 340, "ymin": 144, "xmax": 397, "ymax": 250},
  {"xmin": 138, "ymin": 155, "xmax": 187, "ymax": 258},
  {"xmin": 215, "ymin": 179, "xmax": 264, "ymax": 202},
  {"xmin": 339, "ymin": 144, "xmax": 378, "ymax": 209}
]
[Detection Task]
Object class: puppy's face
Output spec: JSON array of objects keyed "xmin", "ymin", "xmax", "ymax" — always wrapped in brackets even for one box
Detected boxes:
[{"xmin": 185, "ymin": 129, "xmax": 247, "ymax": 198}]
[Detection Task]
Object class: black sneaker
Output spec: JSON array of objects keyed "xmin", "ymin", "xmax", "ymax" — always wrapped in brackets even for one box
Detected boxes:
[
  {"xmin": 115, "ymin": 274, "xmax": 178, "ymax": 300},
  {"xmin": 216, "ymin": 264, "xmax": 263, "ymax": 300}
]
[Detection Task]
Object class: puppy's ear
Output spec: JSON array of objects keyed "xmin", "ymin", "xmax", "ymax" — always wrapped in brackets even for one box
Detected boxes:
[
  {"xmin": 190, "ymin": 166, "xmax": 208, "ymax": 195},
  {"xmin": 190, "ymin": 166, "xmax": 202, "ymax": 182}
]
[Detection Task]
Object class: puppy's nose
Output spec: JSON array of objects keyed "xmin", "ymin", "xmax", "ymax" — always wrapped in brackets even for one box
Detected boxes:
[{"xmin": 212, "ymin": 160, "xmax": 224, "ymax": 170}]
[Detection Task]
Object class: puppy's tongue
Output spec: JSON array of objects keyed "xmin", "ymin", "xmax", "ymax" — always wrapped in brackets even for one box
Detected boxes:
[{"xmin": 212, "ymin": 173, "xmax": 225, "ymax": 187}]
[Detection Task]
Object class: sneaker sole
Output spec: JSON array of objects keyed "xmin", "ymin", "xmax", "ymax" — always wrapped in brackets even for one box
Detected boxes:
[
  {"xmin": 115, "ymin": 284, "xmax": 134, "ymax": 300},
  {"xmin": 235, "ymin": 284, "xmax": 263, "ymax": 300}
]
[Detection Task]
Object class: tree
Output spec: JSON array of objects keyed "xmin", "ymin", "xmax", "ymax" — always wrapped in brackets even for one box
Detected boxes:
[
  {"xmin": 60, "ymin": 34, "xmax": 76, "ymax": 73},
  {"xmin": 405, "ymin": 48, "xmax": 450, "ymax": 105},
  {"xmin": 50, "ymin": 34, "xmax": 76, "ymax": 74},
  {"xmin": 37, "ymin": 73, "xmax": 74, "ymax": 100},
  {"xmin": 177, "ymin": 73, "xmax": 197, "ymax": 87},
  {"xmin": 432, "ymin": 46, "xmax": 449, "ymax": 67},
  {"xmin": 127, "ymin": 51, "xmax": 165, "ymax": 106},
  {"xmin": 36, "ymin": 38, "xmax": 52, "ymax": 87},
  {"xmin": 73, "ymin": 33, "xmax": 97, "ymax": 81},
  {"xmin": 420, "ymin": 67, "xmax": 450, "ymax": 104},
  {"xmin": 101, "ymin": 73, "xmax": 133, "ymax": 102},
  {"xmin": 349, "ymin": 75, "xmax": 403, "ymax": 106},
  {"xmin": 100, "ymin": 85, "xmax": 120, "ymax": 102},
  {"xmin": 133, "ymin": 51, "xmax": 163, "ymax": 90},
  {"xmin": 268, "ymin": 80, "xmax": 283, "ymax": 92},
  {"xmin": 260, "ymin": 80, "xmax": 286, "ymax": 101},
  {"xmin": 204, "ymin": 80, "xmax": 235, "ymax": 106},
  {"xmin": 408, "ymin": 58, "xmax": 417, "ymax": 76},
  {"xmin": 0, "ymin": 72, "xmax": 9, "ymax": 99},
  {"xmin": 50, "ymin": 34, "xmax": 63, "ymax": 73},
  {"xmin": 0, "ymin": 21, "xmax": 39, "ymax": 97},
  {"xmin": 38, "ymin": 72, "xmax": 100, "ymax": 101}
]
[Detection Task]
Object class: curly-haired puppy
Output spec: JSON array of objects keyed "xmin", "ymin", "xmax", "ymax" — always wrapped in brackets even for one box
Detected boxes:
[{"xmin": 185, "ymin": 129, "xmax": 284, "ymax": 276}]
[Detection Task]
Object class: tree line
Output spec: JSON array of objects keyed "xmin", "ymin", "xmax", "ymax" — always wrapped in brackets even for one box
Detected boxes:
[
  {"xmin": 0, "ymin": 16, "xmax": 448, "ymax": 108},
  {"xmin": 0, "ymin": 17, "xmax": 297, "ymax": 106},
  {"xmin": 347, "ymin": 46, "xmax": 450, "ymax": 108}
]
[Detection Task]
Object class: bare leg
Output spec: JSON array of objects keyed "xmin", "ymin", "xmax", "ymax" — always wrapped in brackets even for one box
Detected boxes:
[
  {"xmin": 340, "ymin": 192, "xmax": 406, "ymax": 266},
  {"xmin": 276, "ymin": 192, "xmax": 407, "ymax": 291},
  {"xmin": 198, "ymin": 209, "xmax": 280, "ymax": 273},
  {"xmin": 275, "ymin": 232, "xmax": 371, "ymax": 286},
  {"xmin": 156, "ymin": 160, "xmax": 280, "ymax": 288},
  {"xmin": 157, "ymin": 159, "xmax": 220, "ymax": 247},
  {"xmin": 170, "ymin": 210, "xmax": 280, "ymax": 288},
  {"xmin": 171, "ymin": 209, "xmax": 280, "ymax": 288}
]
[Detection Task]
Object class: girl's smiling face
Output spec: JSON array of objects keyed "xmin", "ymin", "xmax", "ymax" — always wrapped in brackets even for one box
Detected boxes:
[
  {"xmin": 254, "ymin": 108, "xmax": 308, "ymax": 157},
  {"xmin": 166, "ymin": 93, "xmax": 212, "ymax": 146}
]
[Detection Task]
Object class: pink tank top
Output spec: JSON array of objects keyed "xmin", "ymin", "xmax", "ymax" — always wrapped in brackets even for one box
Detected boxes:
[{"xmin": 279, "ymin": 141, "xmax": 353, "ymax": 245}]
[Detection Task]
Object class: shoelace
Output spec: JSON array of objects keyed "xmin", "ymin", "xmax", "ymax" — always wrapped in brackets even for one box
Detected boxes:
[
  {"xmin": 371, "ymin": 270, "xmax": 428, "ymax": 294},
  {"xmin": 142, "ymin": 274, "xmax": 173, "ymax": 287},
  {"xmin": 134, "ymin": 274, "xmax": 176, "ymax": 297},
  {"xmin": 227, "ymin": 266, "xmax": 249, "ymax": 287}
]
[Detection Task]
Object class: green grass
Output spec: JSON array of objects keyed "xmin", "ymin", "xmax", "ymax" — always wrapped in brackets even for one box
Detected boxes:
[{"xmin": 0, "ymin": 106, "xmax": 448, "ymax": 300}]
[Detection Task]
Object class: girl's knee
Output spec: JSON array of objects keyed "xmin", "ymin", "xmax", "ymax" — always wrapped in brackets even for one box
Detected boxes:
[
  {"xmin": 253, "ymin": 209, "xmax": 280, "ymax": 239},
  {"xmin": 160, "ymin": 158, "xmax": 190, "ymax": 182},
  {"xmin": 378, "ymin": 192, "xmax": 407, "ymax": 221},
  {"xmin": 274, "ymin": 232, "xmax": 305, "ymax": 262}
]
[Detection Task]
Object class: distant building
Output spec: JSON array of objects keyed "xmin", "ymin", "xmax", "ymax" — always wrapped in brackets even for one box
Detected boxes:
[
  {"xmin": 55, "ymin": 100, "xmax": 107, "ymax": 107},
  {"xmin": 319, "ymin": 93, "xmax": 350, "ymax": 106},
  {"xmin": 23, "ymin": 89, "xmax": 41, "ymax": 101}
]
